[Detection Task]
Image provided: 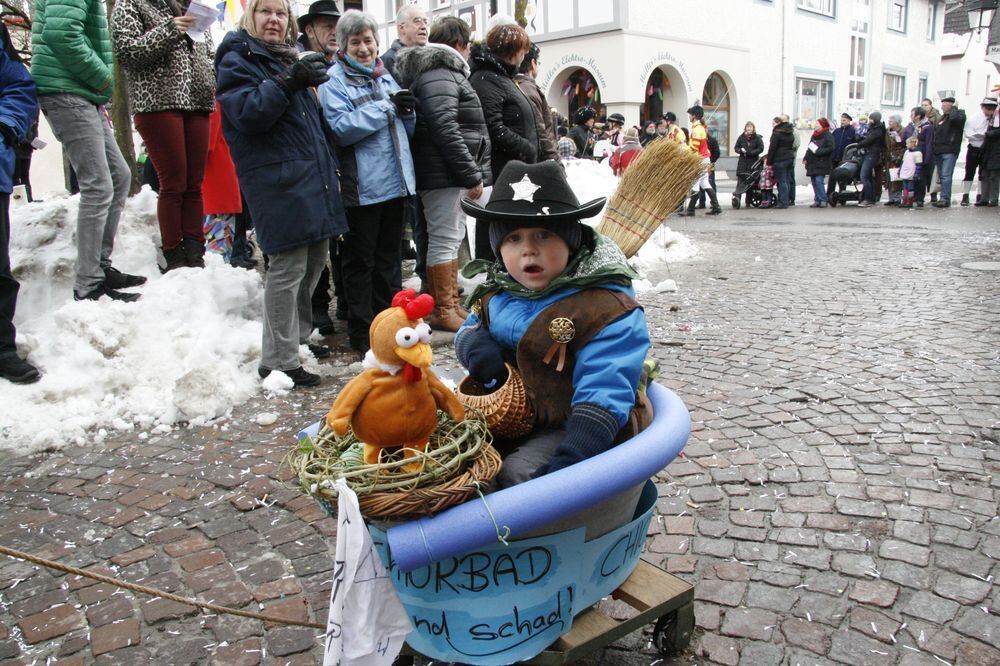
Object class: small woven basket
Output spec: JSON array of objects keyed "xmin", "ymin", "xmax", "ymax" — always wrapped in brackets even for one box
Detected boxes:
[
  {"xmin": 288, "ymin": 410, "xmax": 502, "ymax": 520},
  {"xmin": 455, "ymin": 363, "xmax": 535, "ymax": 440}
]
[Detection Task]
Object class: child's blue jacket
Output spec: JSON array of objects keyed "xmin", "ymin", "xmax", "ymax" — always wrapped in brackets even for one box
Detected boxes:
[{"xmin": 457, "ymin": 283, "xmax": 650, "ymax": 430}]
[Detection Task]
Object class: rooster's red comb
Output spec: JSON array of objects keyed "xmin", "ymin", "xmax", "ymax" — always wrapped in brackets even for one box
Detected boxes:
[{"xmin": 391, "ymin": 289, "xmax": 435, "ymax": 320}]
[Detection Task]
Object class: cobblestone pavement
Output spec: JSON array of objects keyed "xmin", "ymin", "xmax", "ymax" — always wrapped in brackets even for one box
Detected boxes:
[{"xmin": 0, "ymin": 205, "xmax": 997, "ymax": 665}]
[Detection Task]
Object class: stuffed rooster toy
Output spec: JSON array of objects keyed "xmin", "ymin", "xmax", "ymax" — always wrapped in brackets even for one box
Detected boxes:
[{"xmin": 327, "ymin": 290, "xmax": 465, "ymax": 470}]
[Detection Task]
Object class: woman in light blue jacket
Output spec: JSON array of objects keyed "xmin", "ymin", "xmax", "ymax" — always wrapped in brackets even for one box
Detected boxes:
[{"xmin": 319, "ymin": 10, "xmax": 415, "ymax": 355}]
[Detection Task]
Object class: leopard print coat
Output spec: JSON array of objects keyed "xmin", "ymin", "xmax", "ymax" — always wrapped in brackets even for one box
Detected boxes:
[{"xmin": 110, "ymin": 0, "xmax": 215, "ymax": 114}]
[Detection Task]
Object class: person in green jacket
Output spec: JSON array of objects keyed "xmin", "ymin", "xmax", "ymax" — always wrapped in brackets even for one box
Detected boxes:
[{"xmin": 32, "ymin": 0, "xmax": 146, "ymax": 302}]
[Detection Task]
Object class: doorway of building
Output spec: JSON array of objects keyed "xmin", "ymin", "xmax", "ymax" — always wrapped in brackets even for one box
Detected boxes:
[
  {"xmin": 642, "ymin": 65, "xmax": 685, "ymax": 125},
  {"xmin": 562, "ymin": 68, "xmax": 602, "ymax": 121}
]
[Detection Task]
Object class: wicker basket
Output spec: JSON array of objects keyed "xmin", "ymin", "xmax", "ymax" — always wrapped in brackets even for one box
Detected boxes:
[
  {"xmin": 289, "ymin": 411, "xmax": 503, "ymax": 520},
  {"xmin": 455, "ymin": 363, "xmax": 536, "ymax": 440}
]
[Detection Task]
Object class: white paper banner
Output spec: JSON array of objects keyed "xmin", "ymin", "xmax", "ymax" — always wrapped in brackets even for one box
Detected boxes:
[{"xmin": 323, "ymin": 480, "xmax": 413, "ymax": 666}]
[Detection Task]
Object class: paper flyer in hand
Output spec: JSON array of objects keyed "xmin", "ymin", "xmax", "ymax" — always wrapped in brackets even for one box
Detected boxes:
[{"xmin": 184, "ymin": 0, "xmax": 218, "ymax": 42}]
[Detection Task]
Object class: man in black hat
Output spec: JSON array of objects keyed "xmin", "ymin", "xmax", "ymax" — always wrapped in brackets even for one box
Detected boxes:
[
  {"xmin": 298, "ymin": 1, "xmax": 344, "ymax": 334},
  {"xmin": 456, "ymin": 160, "xmax": 650, "ymax": 487},
  {"xmin": 569, "ymin": 107, "xmax": 595, "ymax": 157},
  {"xmin": 296, "ymin": 0, "xmax": 341, "ymax": 62},
  {"xmin": 931, "ymin": 96, "xmax": 966, "ymax": 207}
]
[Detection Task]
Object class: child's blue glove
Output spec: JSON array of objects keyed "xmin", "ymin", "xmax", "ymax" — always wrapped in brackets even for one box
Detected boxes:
[
  {"xmin": 533, "ymin": 403, "xmax": 620, "ymax": 477},
  {"xmin": 455, "ymin": 326, "xmax": 509, "ymax": 389}
]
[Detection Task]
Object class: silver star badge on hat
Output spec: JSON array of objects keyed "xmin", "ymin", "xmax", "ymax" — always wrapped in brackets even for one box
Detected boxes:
[{"xmin": 510, "ymin": 174, "xmax": 540, "ymax": 203}]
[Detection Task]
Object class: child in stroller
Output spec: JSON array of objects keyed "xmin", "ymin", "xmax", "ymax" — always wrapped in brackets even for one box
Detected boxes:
[
  {"xmin": 732, "ymin": 156, "xmax": 777, "ymax": 208},
  {"xmin": 829, "ymin": 143, "xmax": 864, "ymax": 206}
]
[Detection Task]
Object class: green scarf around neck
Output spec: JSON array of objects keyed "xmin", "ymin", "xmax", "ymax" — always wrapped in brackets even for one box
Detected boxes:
[{"xmin": 462, "ymin": 228, "xmax": 639, "ymax": 307}]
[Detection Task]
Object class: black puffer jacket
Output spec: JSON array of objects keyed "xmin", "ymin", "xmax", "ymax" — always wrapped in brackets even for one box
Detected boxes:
[
  {"xmin": 803, "ymin": 130, "xmax": 835, "ymax": 176},
  {"xmin": 766, "ymin": 122, "xmax": 796, "ymax": 163},
  {"xmin": 859, "ymin": 121, "xmax": 886, "ymax": 159},
  {"xmin": 468, "ymin": 43, "xmax": 537, "ymax": 181},
  {"xmin": 734, "ymin": 132, "xmax": 764, "ymax": 174},
  {"xmin": 933, "ymin": 107, "xmax": 967, "ymax": 155},
  {"xmin": 394, "ymin": 44, "xmax": 491, "ymax": 190}
]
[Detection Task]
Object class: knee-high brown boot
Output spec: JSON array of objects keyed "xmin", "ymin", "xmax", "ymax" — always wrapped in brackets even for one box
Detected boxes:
[{"xmin": 426, "ymin": 260, "xmax": 468, "ymax": 331}]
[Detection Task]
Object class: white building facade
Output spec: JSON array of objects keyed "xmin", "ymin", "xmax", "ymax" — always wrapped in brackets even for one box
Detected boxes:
[{"xmin": 367, "ymin": 0, "xmax": 946, "ymax": 156}]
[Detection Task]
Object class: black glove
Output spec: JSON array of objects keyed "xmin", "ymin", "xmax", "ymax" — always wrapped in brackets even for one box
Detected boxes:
[
  {"xmin": 0, "ymin": 124, "xmax": 17, "ymax": 148},
  {"xmin": 533, "ymin": 403, "xmax": 619, "ymax": 478},
  {"xmin": 455, "ymin": 326, "xmax": 508, "ymax": 389},
  {"xmin": 390, "ymin": 89, "xmax": 417, "ymax": 115},
  {"xmin": 274, "ymin": 53, "xmax": 329, "ymax": 94}
]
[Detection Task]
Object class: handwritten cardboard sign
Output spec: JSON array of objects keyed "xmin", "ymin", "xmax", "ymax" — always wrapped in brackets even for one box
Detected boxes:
[{"xmin": 368, "ymin": 481, "xmax": 657, "ymax": 665}]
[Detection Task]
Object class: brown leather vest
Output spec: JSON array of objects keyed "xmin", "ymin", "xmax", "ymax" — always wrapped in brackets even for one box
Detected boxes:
[{"xmin": 479, "ymin": 288, "xmax": 652, "ymax": 436}]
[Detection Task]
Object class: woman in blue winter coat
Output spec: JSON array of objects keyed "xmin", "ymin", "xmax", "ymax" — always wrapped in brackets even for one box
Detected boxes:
[
  {"xmin": 319, "ymin": 10, "xmax": 416, "ymax": 355},
  {"xmin": 215, "ymin": 0, "xmax": 348, "ymax": 388}
]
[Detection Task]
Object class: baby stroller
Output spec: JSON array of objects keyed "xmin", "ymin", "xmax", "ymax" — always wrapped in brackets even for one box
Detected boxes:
[
  {"xmin": 732, "ymin": 156, "xmax": 776, "ymax": 208},
  {"xmin": 829, "ymin": 143, "xmax": 863, "ymax": 206}
]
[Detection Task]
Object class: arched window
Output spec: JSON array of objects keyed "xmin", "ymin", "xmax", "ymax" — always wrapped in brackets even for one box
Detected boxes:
[{"xmin": 702, "ymin": 73, "xmax": 731, "ymax": 157}]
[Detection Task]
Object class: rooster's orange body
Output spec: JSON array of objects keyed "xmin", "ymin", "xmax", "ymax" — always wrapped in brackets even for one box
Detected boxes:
[{"xmin": 326, "ymin": 291, "xmax": 465, "ymax": 469}]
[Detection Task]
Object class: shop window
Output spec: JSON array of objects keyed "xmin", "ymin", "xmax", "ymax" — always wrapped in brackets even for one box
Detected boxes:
[
  {"xmin": 702, "ymin": 73, "xmax": 731, "ymax": 157},
  {"xmin": 796, "ymin": 77, "xmax": 831, "ymax": 121}
]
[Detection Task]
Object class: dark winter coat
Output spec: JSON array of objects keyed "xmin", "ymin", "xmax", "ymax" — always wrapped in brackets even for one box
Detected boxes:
[
  {"xmin": 468, "ymin": 43, "xmax": 537, "ymax": 181},
  {"xmin": 514, "ymin": 73, "xmax": 557, "ymax": 162},
  {"xmin": 393, "ymin": 44, "xmax": 491, "ymax": 191},
  {"xmin": 766, "ymin": 122, "xmax": 796, "ymax": 164},
  {"xmin": 380, "ymin": 39, "xmax": 404, "ymax": 78},
  {"xmin": 803, "ymin": 130, "xmax": 835, "ymax": 176},
  {"xmin": 858, "ymin": 121, "xmax": 885, "ymax": 159},
  {"xmin": 932, "ymin": 107, "xmax": 966, "ymax": 155},
  {"xmin": 0, "ymin": 38, "xmax": 37, "ymax": 194},
  {"xmin": 568, "ymin": 124, "xmax": 591, "ymax": 157},
  {"xmin": 983, "ymin": 115, "xmax": 1000, "ymax": 171},
  {"xmin": 831, "ymin": 125, "xmax": 857, "ymax": 162},
  {"xmin": 734, "ymin": 132, "xmax": 764, "ymax": 175},
  {"xmin": 110, "ymin": 0, "xmax": 216, "ymax": 114},
  {"xmin": 214, "ymin": 30, "xmax": 347, "ymax": 255}
]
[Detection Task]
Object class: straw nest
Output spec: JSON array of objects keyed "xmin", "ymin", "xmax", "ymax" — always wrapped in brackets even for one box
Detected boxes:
[
  {"xmin": 597, "ymin": 139, "xmax": 707, "ymax": 258},
  {"xmin": 286, "ymin": 410, "xmax": 501, "ymax": 519}
]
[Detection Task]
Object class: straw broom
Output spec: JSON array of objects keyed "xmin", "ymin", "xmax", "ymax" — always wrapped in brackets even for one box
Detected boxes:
[{"xmin": 597, "ymin": 139, "xmax": 707, "ymax": 258}]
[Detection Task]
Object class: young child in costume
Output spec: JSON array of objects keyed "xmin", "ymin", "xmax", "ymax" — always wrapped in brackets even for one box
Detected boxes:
[{"xmin": 456, "ymin": 160, "xmax": 651, "ymax": 489}]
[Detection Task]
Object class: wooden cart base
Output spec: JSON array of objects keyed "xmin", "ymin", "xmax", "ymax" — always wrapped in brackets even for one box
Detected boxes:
[{"xmin": 400, "ymin": 559, "xmax": 694, "ymax": 665}]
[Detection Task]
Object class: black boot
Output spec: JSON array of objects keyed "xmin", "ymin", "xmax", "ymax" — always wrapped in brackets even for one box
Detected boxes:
[
  {"xmin": 961, "ymin": 193, "xmax": 970, "ymax": 206},
  {"xmin": 162, "ymin": 246, "xmax": 187, "ymax": 273},
  {"xmin": 183, "ymin": 238, "xmax": 206, "ymax": 268},
  {"xmin": 313, "ymin": 310, "xmax": 335, "ymax": 335},
  {"xmin": 0, "ymin": 353, "xmax": 40, "ymax": 384}
]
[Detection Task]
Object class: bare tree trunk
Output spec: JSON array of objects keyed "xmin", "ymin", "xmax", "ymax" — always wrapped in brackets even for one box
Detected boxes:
[
  {"xmin": 104, "ymin": 0, "xmax": 141, "ymax": 194},
  {"xmin": 514, "ymin": 0, "xmax": 528, "ymax": 27}
]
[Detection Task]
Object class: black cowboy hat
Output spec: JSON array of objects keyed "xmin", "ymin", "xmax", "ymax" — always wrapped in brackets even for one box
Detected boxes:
[
  {"xmin": 461, "ymin": 160, "xmax": 606, "ymax": 222},
  {"xmin": 297, "ymin": 0, "xmax": 341, "ymax": 31}
]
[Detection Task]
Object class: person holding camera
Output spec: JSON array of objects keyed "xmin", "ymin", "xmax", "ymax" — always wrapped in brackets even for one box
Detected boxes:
[
  {"xmin": 319, "ymin": 10, "xmax": 416, "ymax": 356},
  {"xmin": 216, "ymin": 0, "xmax": 348, "ymax": 387}
]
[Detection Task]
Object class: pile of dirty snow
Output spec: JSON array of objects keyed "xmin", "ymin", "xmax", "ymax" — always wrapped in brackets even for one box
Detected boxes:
[{"xmin": 2, "ymin": 190, "xmax": 272, "ymax": 453}]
